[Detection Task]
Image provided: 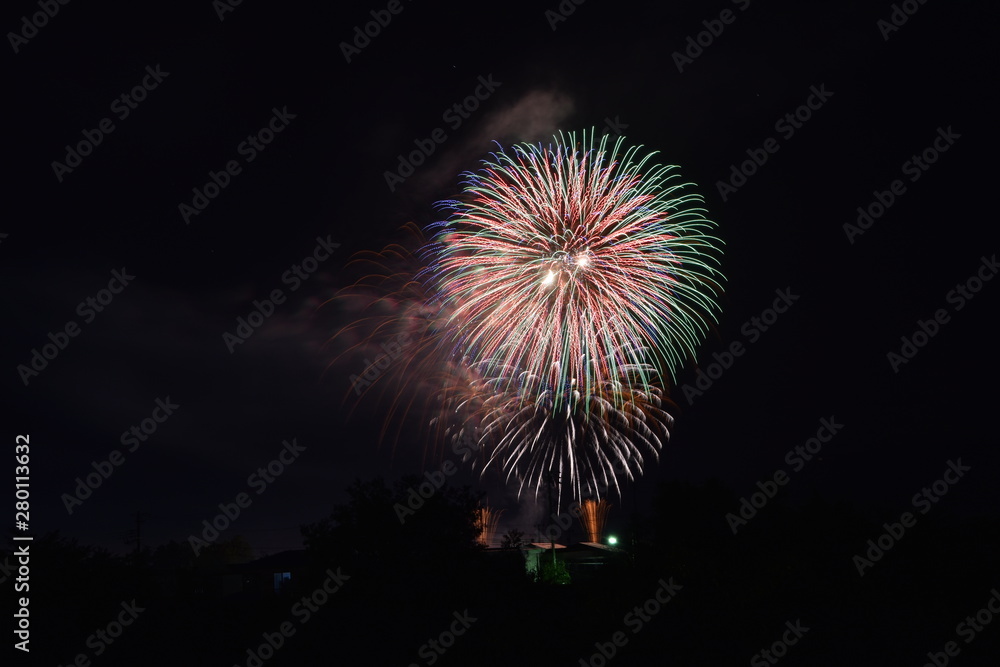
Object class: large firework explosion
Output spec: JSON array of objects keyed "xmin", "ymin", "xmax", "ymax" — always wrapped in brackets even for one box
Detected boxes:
[
  {"xmin": 425, "ymin": 129, "xmax": 723, "ymax": 398},
  {"xmin": 335, "ymin": 130, "xmax": 723, "ymax": 509},
  {"xmin": 424, "ymin": 130, "xmax": 723, "ymax": 506}
]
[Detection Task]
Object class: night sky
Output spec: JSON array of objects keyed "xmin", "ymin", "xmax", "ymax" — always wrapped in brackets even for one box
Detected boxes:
[{"xmin": 4, "ymin": 0, "xmax": 997, "ymax": 574}]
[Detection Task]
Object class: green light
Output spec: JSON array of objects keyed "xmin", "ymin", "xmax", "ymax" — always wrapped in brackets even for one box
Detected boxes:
[{"xmin": 607, "ymin": 536, "xmax": 618, "ymax": 545}]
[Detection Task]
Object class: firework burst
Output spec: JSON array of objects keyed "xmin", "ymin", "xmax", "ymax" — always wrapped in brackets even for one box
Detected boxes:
[
  {"xmin": 423, "ymin": 130, "xmax": 723, "ymax": 506},
  {"xmin": 579, "ymin": 499, "xmax": 612, "ymax": 544},
  {"xmin": 465, "ymin": 362, "xmax": 674, "ymax": 506},
  {"xmin": 334, "ymin": 131, "xmax": 723, "ymax": 509},
  {"xmin": 326, "ymin": 223, "xmax": 459, "ymax": 459},
  {"xmin": 426, "ymin": 129, "xmax": 723, "ymax": 402},
  {"xmin": 475, "ymin": 505, "xmax": 503, "ymax": 547}
]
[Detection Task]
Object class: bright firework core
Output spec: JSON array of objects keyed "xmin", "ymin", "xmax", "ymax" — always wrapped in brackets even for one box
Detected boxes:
[{"xmin": 541, "ymin": 251, "xmax": 591, "ymax": 287}]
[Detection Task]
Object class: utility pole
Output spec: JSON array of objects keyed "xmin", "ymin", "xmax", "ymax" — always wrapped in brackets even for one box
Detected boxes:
[
  {"xmin": 124, "ymin": 511, "xmax": 147, "ymax": 564},
  {"xmin": 546, "ymin": 472, "xmax": 559, "ymax": 565},
  {"xmin": 123, "ymin": 511, "xmax": 148, "ymax": 599},
  {"xmin": 135, "ymin": 511, "xmax": 142, "ymax": 557}
]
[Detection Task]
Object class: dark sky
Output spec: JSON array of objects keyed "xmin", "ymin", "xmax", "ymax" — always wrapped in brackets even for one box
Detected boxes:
[{"xmin": 4, "ymin": 0, "xmax": 997, "ymax": 557}]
